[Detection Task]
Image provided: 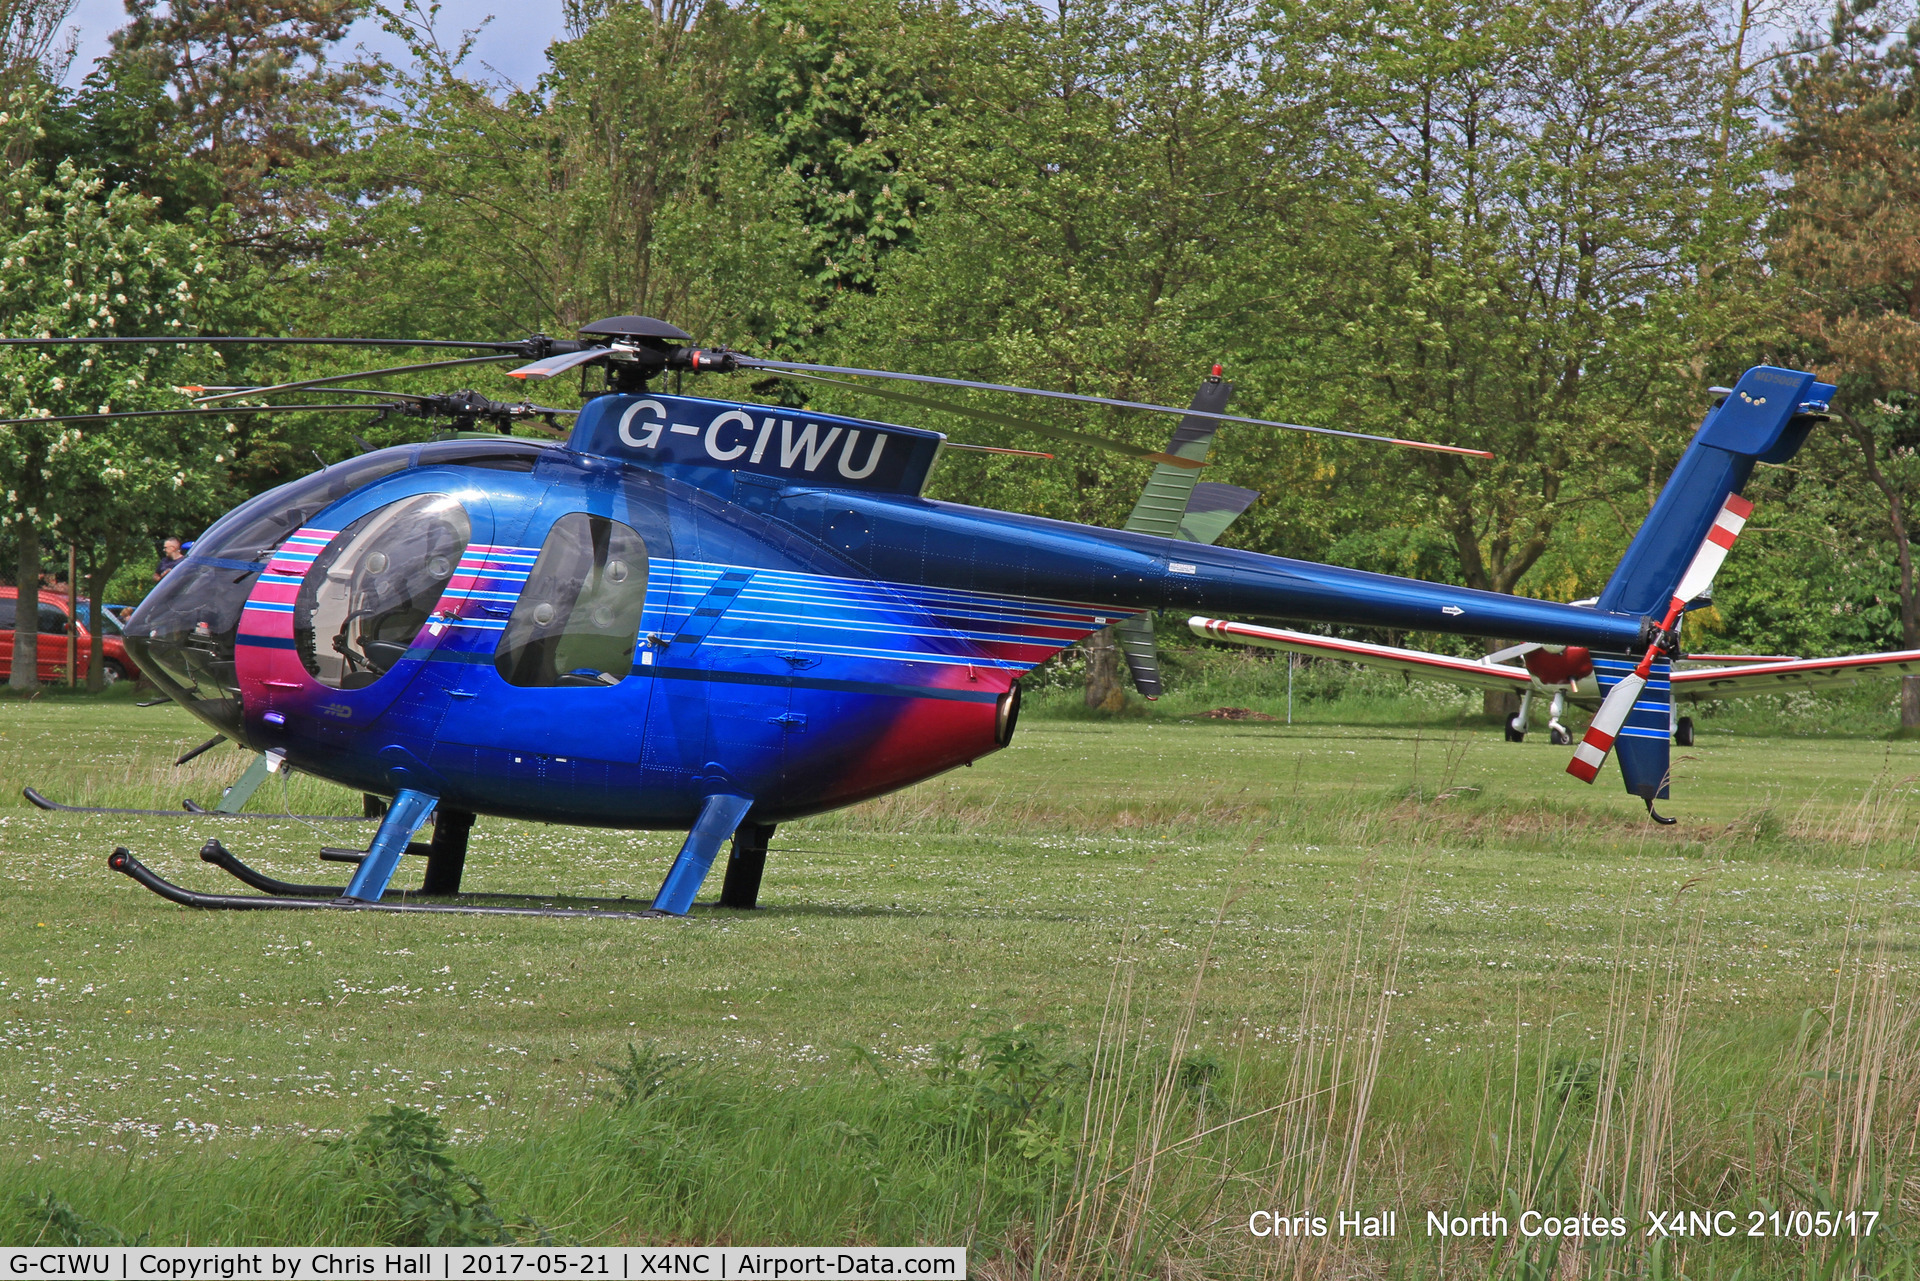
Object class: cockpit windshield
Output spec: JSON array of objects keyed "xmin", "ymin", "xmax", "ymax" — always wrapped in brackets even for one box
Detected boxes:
[{"xmin": 124, "ymin": 439, "xmax": 548, "ymax": 743}]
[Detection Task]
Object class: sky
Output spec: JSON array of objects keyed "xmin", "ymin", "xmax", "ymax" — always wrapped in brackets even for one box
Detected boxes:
[{"xmin": 54, "ymin": 0, "xmax": 571, "ymax": 91}]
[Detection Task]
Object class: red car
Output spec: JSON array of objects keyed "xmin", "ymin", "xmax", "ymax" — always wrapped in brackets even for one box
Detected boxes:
[{"xmin": 0, "ymin": 587, "xmax": 140, "ymax": 684}]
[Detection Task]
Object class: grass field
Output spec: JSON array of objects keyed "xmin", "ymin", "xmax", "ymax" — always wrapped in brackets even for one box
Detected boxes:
[{"xmin": 1, "ymin": 682, "xmax": 1916, "ymax": 1277}]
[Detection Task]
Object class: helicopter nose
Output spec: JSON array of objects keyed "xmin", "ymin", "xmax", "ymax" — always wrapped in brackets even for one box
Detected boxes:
[
  {"xmin": 122, "ymin": 447, "xmax": 420, "ymax": 743},
  {"xmin": 126, "ymin": 554, "xmax": 253, "ymax": 745}
]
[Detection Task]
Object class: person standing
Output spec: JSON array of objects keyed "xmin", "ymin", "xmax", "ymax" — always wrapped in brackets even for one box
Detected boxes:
[{"xmin": 155, "ymin": 537, "xmax": 185, "ymax": 581}]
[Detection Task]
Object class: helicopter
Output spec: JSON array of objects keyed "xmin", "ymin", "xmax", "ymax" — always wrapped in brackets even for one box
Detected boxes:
[{"xmin": 0, "ymin": 316, "xmax": 1834, "ymax": 917}]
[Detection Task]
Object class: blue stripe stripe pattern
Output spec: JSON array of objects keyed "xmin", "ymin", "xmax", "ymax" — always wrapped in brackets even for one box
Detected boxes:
[
  {"xmin": 417, "ymin": 553, "xmax": 1116, "ymax": 681},
  {"xmin": 1592, "ymin": 655, "xmax": 1673, "ymax": 740}
]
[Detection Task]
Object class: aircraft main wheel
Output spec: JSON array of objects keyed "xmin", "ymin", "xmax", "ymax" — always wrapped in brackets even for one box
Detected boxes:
[
  {"xmin": 1504, "ymin": 718, "xmax": 1526, "ymax": 743},
  {"xmin": 1674, "ymin": 716, "xmax": 1695, "ymax": 747},
  {"xmin": 1549, "ymin": 726, "xmax": 1570, "ymax": 746}
]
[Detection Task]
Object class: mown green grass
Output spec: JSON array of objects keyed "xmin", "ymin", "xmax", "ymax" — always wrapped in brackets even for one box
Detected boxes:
[{"xmin": 1, "ymin": 690, "xmax": 1916, "ymax": 1276}]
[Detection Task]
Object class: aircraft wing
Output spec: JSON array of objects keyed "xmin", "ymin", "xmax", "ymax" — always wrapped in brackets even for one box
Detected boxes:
[
  {"xmin": 1189, "ymin": 617, "xmax": 1536, "ymax": 692},
  {"xmin": 1673, "ymin": 649, "xmax": 1920, "ymax": 700}
]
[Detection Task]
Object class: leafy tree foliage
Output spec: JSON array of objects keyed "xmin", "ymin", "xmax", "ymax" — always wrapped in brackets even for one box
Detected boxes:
[
  {"xmin": 0, "ymin": 154, "xmax": 230, "ymax": 688},
  {"xmin": 1774, "ymin": 0, "xmax": 1920, "ymax": 724},
  {"xmin": 825, "ymin": 0, "xmax": 1331, "ymax": 530},
  {"xmin": 104, "ymin": 0, "xmax": 382, "ymax": 243},
  {"xmin": 8, "ymin": 0, "xmax": 1920, "ymax": 726}
]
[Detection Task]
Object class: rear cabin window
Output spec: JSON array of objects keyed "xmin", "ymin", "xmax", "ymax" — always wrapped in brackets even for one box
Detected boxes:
[
  {"xmin": 294, "ymin": 494, "xmax": 472, "ymax": 689},
  {"xmin": 495, "ymin": 513, "xmax": 649, "ymax": 688}
]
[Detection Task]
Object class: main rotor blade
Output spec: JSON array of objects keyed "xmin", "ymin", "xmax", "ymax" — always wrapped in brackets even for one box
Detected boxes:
[
  {"xmin": 766, "ymin": 369, "xmax": 1204, "ymax": 469},
  {"xmin": 181, "ymin": 385, "xmax": 576, "ymax": 417},
  {"xmin": 192, "ymin": 355, "xmax": 527, "ymax": 403},
  {"xmin": 0, "ymin": 404, "xmax": 401, "ymax": 427},
  {"xmin": 943, "ymin": 442, "xmax": 1055, "ymax": 458},
  {"xmin": 507, "ymin": 347, "xmax": 611, "ymax": 379},
  {"xmin": 0, "ymin": 335, "xmax": 534, "ymax": 351},
  {"xmin": 738, "ymin": 357, "xmax": 1495, "ymax": 459},
  {"xmin": 186, "ymin": 385, "xmax": 426, "ymax": 401}
]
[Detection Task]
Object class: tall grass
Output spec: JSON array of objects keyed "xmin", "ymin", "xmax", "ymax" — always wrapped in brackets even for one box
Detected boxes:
[
  {"xmin": 6, "ymin": 697, "xmax": 1918, "ymax": 1271},
  {"xmin": 8, "ymin": 863, "xmax": 1916, "ymax": 1275}
]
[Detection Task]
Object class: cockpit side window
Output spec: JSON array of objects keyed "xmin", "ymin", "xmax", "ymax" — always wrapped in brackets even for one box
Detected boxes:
[
  {"xmin": 294, "ymin": 494, "xmax": 471, "ymax": 690},
  {"xmin": 495, "ymin": 513, "xmax": 648, "ymax": 688}
]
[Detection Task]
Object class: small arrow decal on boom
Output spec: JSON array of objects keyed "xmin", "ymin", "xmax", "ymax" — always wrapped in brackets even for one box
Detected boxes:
[
  {"xmin": 1442, "ymin": 605, "xmax": 1464, "ymax": 616},
  {"xmin": 1568, "ymin": 491, "xmax": 1752, "ymax": 785}
]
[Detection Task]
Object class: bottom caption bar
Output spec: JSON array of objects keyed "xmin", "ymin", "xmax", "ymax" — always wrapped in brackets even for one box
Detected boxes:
[{"xmin": 2, "ymin": 1248, "xmax": 967, "ymax": 1281}]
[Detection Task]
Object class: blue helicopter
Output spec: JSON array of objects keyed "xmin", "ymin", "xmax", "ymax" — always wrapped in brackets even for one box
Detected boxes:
[{"xmin": 0, "ymin": 317, "xmax": 1833, "ymax": 918}]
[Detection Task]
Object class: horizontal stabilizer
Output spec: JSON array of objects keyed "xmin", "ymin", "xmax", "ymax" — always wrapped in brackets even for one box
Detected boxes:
[{"xmin": 1179, "ymin": 483, "xmax": 1259, "ymax": 545}]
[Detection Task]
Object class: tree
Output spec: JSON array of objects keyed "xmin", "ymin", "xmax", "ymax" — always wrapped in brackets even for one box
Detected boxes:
[
  {"xmin": 735, "ymin": 0, "xmax": 938, "ymax": 295},
  {"xmin": 1270, "ymin": 0, "xmax": 1773, "ymax": 716},
  {"xmin": 104, "ymin": 0, "xmax": 382, "ymax": 246},
  {"xmin": 2, "ymin": 0, "xmax": 74, "ymax": 91},
  {"xmin": 0, "ymin": 157, "xmax": 227, "ymax": 690},
  {"xmin": 1773, "ymin": 0, "xmax": 1920, "ymax": 727},
  {"xmin": 1321, "ymin": 0, "xmax": 1768, "ymax": 592},
  {"xmin": 828, "ymin": 0, "xmax": 1335, "ymax": 519},
  {"xmin": 292, "ymin": 0, "xmax": 824, "ymax": 348}
]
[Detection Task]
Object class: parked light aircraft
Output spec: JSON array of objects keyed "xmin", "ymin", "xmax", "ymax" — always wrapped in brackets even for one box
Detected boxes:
[{"xmin": 1187, "ymin": 617, "xmax": 1920, "ymax": 747}]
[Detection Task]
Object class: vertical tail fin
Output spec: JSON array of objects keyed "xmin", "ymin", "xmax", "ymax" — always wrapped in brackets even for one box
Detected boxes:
[
  {"xmin": 1579, "ymin": 365, "xmax": 1832, "ymax": 809},
  {"xmin": 1597, "ymin": 367, "xmax": 1832, "ymax": 618},
  {"xmin": 1115, "ymin": 372, "xmax": 1236, "ymax": 699}
]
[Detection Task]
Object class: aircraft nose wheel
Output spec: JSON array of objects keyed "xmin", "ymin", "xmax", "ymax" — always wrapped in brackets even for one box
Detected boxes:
[
  {"xmin": 1549, "ymin": 726, "xmax": 1571, "ymax": 746},
  {"xmin": 1673, "ymin": 716, "xmax": 1695, "ymax": 747},
  {"xmin": 1504, "ymin": 717, "xmax": 1526, "ymax": 743}
]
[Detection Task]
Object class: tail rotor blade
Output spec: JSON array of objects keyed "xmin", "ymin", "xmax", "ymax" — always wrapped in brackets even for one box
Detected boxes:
[
  {"xmin": 1568, "ymin": 490, "xmax": 1754, "ymax": 786},
  {"xmin": 1567, "ymin": 670, "xmax": 1644, "ymax": 783},
  {"xmin": 1669, "ymin": 493, "xmax": 1753, "ymax": 610}
]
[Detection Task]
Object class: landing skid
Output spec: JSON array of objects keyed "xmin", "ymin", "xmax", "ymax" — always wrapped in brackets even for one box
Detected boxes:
[
  {"xmin": 107, "ymin": 797, "xmax": 783, "ymax": 921},
  {"xmin": 25, "ymin": 786, "xmax": 372, "ymax": 821},
  {"xmin": 180, "ymin": 796, "xmax": 372, "ymax": 821},
  {"xmin": 109, "ymin": 845, "xmax": 665, "ymax": 919}
]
